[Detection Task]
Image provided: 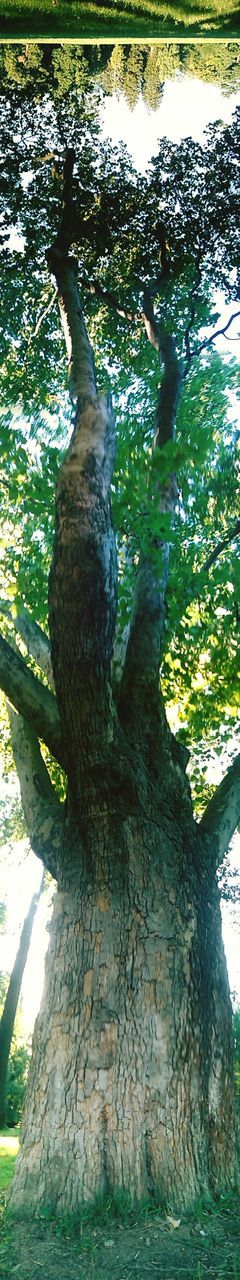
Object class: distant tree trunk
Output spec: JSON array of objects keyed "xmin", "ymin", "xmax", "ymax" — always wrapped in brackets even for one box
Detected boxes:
[{"xmin": 0, "ymin": 874, "xmax": 44, "ymax": 1128}]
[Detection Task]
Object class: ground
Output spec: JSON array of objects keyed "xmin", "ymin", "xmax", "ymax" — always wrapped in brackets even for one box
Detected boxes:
[
  {"xmin": 0, "ymin": 1132, "xmax": 239, "ymax": 1279},
  {"xmin": 0, "ymin": 5, "xmax": 239, "ymax": 36}
]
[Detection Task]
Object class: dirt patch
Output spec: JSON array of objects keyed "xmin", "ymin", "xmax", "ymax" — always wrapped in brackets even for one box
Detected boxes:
[{"xmin": 0, "ymin": 1193, "xmax": 240, "ymax": 1279}]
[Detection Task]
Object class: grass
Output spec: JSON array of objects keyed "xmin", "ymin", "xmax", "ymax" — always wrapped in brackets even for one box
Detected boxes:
[
  {"xmin": 0, "ymin": 0, "xmax": 239, "ymax": 36},
  {"xmin": 0, "ymin": 1131, "xmax": 239, "ymax": 1279},
  {"xmin": 0, "ymin": 1129, "xmax": 19, "ymax": 1194}
]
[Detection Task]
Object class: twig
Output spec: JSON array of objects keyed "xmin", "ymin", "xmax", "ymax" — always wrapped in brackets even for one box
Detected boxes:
[
  {"xmin": 195, "ymin": 309, "xmax": 240, "ymax": 358},
  {"xmin": 28, "ymin": 288, "xmax": 58, "ymax": 345}
]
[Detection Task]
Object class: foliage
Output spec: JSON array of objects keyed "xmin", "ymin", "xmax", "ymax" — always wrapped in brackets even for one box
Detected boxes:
[
  {"xmin": 0, "ymin": 981, "xmax": 31, "ymax": 1127},
  {"xmin": 101, "ymin": 42, "xmax": 240, "ymax": 106},
  {"xmin": 5, "ymin": 1045, "xmax": 30, "ymax": 1127},
  {"xmin": 0, "ymin": 43, "xmax": 239, "ymax": 107},
  {"xmin": 0, "ymin": 74, "xmax": 239, "ymax": 824}
]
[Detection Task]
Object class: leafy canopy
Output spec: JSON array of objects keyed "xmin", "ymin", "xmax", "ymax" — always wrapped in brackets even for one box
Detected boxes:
[{"xmin": 0, "ymin": 74, "xmax": 239, "ymax": 817}]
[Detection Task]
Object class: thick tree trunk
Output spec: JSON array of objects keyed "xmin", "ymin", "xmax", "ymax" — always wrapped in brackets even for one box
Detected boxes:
[
  {"xmin": 0, "ymin": 877, "xmax": 44, "ymax": 1128},
  {"xmin": 9, "ymin": 801, "xmax": 237, "ymax": 1213},
  {"xmin": 5, "ymin": 167, "xmax": 238, "ymax": 1217}
]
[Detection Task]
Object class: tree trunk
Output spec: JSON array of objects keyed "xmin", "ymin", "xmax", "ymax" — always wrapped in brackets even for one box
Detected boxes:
[
  {"xmin": 4, "ymin": 173, "xmax": 239, "ymax": 1216},
  {"xmin": 0, "ymin": 876, "xmax": 44, "ymax": 1128},
  {"xmin": 9, "ymin": 797, "xmax": 237, "ymax": 1212}
]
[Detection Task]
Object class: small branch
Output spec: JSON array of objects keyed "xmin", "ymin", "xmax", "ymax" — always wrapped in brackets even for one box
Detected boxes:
[
  {"xmin": 8, "ymin": 707, "xmax": 63, "ymax": 880},
  {"xmin": 142, "ymin": 286, "xmax": 160, "ymax": 351},
  {"xmin": 0, "ymin": 632, "xmax": 64, "ymax": 767},
  {"xmin": 202, "ymin": 520, "xmax": 240, "ymax": 575},
  {"xmin": 178, "ymin": 520, "xmax": 240, "ymax": 621},
  {"xmin": 195, "ymin": 310, "xmax": 240, "ymax": 360},
  {"xmin": 78, "ymin": 273, "xmax": 136, "ymax": 324},
  {"xmin": 0, "ymin": 600, "xmax": 53, "ymax": 687},
  {"xmin": 28, "ymin": 288, "xmax": 58, "ymax": 346},
  {"xmin": 199, "ymin": 753, "xmax": 240, "ymax": 864}
]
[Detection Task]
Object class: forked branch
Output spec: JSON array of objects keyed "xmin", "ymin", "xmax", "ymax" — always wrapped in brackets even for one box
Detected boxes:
[
  {"xmin": 8, "ymin": 706, "xmax": 63, "ymax": 879},
  {"xmin": 0, "ymin": 600, "xmax": 53, "ymax": 687},
  {"xmin": 199, "ymin": 753, "xmax": 240, "ymax": 864},
  {"xmin": 0, "ymin": 633, "xmax": 64, "ymax": 767}
]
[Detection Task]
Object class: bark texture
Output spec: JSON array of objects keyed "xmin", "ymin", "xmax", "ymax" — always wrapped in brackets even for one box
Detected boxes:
[{"xmin": 10, "ymin": 771, "xmax": 237, "ymax": 1214}]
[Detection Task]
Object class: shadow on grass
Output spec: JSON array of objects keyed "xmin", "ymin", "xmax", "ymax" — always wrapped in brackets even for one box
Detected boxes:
[{"xmin": 0, "ymin": 1, "xmax": 239, "ymax": 35}]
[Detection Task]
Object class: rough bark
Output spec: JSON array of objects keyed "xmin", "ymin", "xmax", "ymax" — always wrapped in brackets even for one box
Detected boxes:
[
  {"xmin": 0, "ymin": 601, "xmax": 53, "ymax": 687},
  {"xmin": 120, "ymin": 308, "xmax": 181, "ymax": 722},
  {"xmin": 199, "ymin": 754, "xmax": 240, "ymax": 865},
  {"xmin": 0, "ymin": 633, "xmax": 63, "ymax": 766},
  {"xmin": 0, "ymin": 875, "xmax": 44, "ymax": 1128},
  {"xmin": 8, "ymin": 708, "xmax": 63, "ymax": 880},
  {"xmin": 9, "ymin": 791, "xmax": 237, "ymax": 1214},
  {"xmin": 47, "ymin": 251, "xmax": 117, "ymax": 792}
]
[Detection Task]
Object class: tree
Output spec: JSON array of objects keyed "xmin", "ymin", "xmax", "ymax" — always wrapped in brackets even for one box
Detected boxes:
[
  {"xmin": 0, "ymin": 873, "xmax": 44, "ymax": 1127},
  {"xmin": 0, "ymin": 87, "xmax": 240, "ymax": 1214},
  {"xmin": 0, "ymin": 42, "xmax": 239, "ymax": 104}
]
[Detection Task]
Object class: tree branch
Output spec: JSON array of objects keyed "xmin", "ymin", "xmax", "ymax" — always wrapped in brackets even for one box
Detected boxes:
[
  {"xmin": 46, "ymin": 148, "xmax": 96, "ymax": 401},
  {"xmin": 0, "ymin": 600, "xmax": 53, "ymax": 687},
  {"xmin": 47, "ymin": 247, "xmax": 97, "ymax": 402},
  {"xmin": 195, "ymin": 310, "xmax": 240, "ymax": 360},
  {"xmin": 120, "ymin": 292, "xmax": 182, "ymax": 717},
  {"xmin": 28, "ymin": 287, "xmax": 58, "ymax": 347},
  {"xmin": 78, "ymin": 273, "xmax": 136, "ymax": 324},
  {"xmin": 47, "ymin": 153, "xmax": 118, "ymax": 773},
  {"xmin": 199, "ymin": 753, "xmax": 240, "ymax": 864},
  {"xmin": 0, "ymin": 633, "xmax": 64, "ymax": 767},
  {"xmin": 176, "ymin": 520, "xmax": 240, "ymax": 623},
  {"xmin": 8, "ymin": 707, "xmax": 63, "ymax": 880},
  {"xmin": 201, "ymin": 520, "xmax": 240, "ymax": 576}
]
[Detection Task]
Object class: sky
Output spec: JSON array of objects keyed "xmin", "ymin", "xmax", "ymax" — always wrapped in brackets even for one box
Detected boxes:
[
  {"xmin": 0, "ymin": 69, "xmax": 240, "ymax": 1037},
  {"xmin": 100, "ymin": 75, "xmax": 240, "ymax": 168}
]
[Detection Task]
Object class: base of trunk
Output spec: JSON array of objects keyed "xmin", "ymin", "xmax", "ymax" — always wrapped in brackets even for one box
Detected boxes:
[{"xmin": 9, "ymin": 819, "xmax": 238, "ymax": 1214}]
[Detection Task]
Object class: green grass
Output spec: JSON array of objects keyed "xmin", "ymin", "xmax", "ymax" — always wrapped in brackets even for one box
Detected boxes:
[
  {"xmin": 0, "ymin": 0, "xmax": 239, "ymax": 36},
  {"xmin": 0, "ymin": 1130, "xmax": 19, "ymax": 1194}
]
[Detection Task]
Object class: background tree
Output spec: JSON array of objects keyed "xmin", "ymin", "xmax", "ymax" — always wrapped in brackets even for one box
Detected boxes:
[
  {"xmin": 0, "ymin": 873, "xmax": 45, "ymax": 1127},
  {"xmin": 0, "ymin": 81, "xmax": 239, "ymax": 1214},
  {"xmin": 0, "ymin": 42, "xmax": 239, "ymax": 106}
]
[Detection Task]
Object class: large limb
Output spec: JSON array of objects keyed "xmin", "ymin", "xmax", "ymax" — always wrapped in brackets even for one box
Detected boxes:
[
  {"xmin": 0, "ymin": 600, "xmax": 53, "ymax": 687},
  {"xmin": 47, "ymin": 159, "xmax": 117, "ymax": 778},
  {"xmin": 120, "ymin": 289, "xmax": 181, "ymax": 718},
  {"xmin": 0, "ymin": 633, "xmax": 64, "ymax": 767},
  {"xmin": 8, "ymin": 707, "xmax": 63, "ymax": 880},
  {"xmin": 199, "ymin": 754, "xmax": 240, "ymax": 864}
]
